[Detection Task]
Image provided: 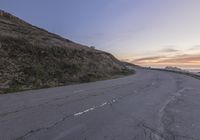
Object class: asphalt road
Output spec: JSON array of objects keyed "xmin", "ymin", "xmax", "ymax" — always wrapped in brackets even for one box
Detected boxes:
[{"xmin": 0, "ymin": 69, "xmax": 200, "ymax": 140}]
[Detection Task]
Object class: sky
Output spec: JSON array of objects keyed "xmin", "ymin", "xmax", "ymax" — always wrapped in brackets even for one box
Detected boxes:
[{"xmin": 1, "ymin": 0, "xmax": 200, "ymax": 69}]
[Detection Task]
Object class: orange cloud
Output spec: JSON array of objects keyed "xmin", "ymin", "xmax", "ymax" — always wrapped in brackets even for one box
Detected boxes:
[
  {"xmin": 132, "ymin": 53, "xmax": 200, "ymax": 69},
  {"xmin": 157, "ymin": 54, "xmax": 200, "ymax": 64},
  {"xmin": 133, "ymin": 56, "xmax": 165, "ymax": 63}
]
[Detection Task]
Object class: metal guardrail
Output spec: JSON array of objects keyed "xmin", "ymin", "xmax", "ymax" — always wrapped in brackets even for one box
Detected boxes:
[{"xmin": 147, "ymin": 68, "xmax": 200, "ymax": 80}]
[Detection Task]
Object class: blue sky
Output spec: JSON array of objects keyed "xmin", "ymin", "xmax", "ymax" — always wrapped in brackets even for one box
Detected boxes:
[{"xmin": 1, "ymin": 0, "xmax": 200, "ymax": 68}]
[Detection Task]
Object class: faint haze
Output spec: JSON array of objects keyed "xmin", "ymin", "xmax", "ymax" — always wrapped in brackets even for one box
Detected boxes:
[{"xmin": 1, "ymin": 0, "xmax": 200, "ymax": 69}]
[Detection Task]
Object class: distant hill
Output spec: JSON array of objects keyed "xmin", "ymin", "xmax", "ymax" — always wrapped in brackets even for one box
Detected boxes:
[
  {"xmin": 0, "ymin": 10, "xmax": 134, "ymax": 93},
  {"xmin": 165, "ymin": 66, "xmax": 183, "ymax": 71}
]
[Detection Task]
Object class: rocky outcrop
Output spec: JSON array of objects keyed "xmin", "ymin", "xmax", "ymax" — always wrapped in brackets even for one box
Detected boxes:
[{"xmin": 0, "ymin": 10, "xmax": 134, "ymax": 93}]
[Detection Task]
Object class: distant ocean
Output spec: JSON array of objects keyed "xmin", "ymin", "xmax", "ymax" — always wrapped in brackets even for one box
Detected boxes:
[
  {"xmin": 148, "ymin": 66, "xmax": 200, "ymax": 73},
  {"xmin": 185, "ymin": 69, "xmax": 200, "ymax": 73}
]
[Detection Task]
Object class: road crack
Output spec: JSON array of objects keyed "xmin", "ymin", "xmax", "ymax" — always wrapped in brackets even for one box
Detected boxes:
[
  {"xmin": 156, "ymin": 87, "xmax": 197, "ymax": 140},
  {"xmin": 14, "ymin": 98, "xmax": 119, "ymax": 140},
  {"xmin": 140, "ymin": 122, "xmax": 199, "ymax": 140},
  {"xmin": 14, "ymin": 113, "xmax": 73, "ymax": 140}
]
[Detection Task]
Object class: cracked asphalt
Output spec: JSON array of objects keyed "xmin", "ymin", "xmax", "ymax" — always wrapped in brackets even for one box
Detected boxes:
[{"xmin": 0, "ymin": 68, "xmax": 200, "ymax": 140}]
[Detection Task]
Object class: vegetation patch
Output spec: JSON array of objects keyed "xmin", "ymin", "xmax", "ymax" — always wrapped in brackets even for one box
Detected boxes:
[{"xmin": 0, "ymin": 11, "xmax": 135, "ymax": 94}]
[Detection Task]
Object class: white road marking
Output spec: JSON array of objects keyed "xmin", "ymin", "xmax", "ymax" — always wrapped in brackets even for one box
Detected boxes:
[
  {"xmin": 73, "ymin": 99, "xmax": 117, "ymax": 117},
  {"xmin": 74, "ymin": 107, "xmax": 95, "ymax": 116},
  {"xmin": 100, "ymin": 102, "xmax": 107, "ymax": 107}
]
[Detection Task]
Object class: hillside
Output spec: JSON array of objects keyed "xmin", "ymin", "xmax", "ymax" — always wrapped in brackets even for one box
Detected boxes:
[{"xmin": 0, "ymin": 10, "xmax": 134, "ymax": 93}]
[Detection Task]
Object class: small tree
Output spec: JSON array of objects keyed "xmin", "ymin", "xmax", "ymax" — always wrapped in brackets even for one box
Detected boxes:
[{"xmin": 90, "ymin": 46, "xmax": 95, "ymax": 49}]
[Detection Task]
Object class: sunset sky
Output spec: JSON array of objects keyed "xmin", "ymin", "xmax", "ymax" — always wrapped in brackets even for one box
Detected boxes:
[{"xmin": 1, "ymin": 0, "xmax": 200, "ymax": 69}]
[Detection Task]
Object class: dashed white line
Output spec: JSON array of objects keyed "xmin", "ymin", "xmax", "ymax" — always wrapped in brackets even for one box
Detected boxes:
[
  {"xmin": 73, "ymin": 99, "xmax": 118, "ymax": 117},
  {"xmin": 74, "ymin": 107, "xmax": 95, "ymax": 116},
  {"xmin": 100, "ymin": 102, "xmax": 107, "ymax": 107}
]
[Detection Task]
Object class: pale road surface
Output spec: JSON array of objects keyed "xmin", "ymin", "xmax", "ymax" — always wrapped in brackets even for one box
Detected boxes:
[{"xmin": 0, "ymin": 69, "xmax": 200, "ymax": 140}]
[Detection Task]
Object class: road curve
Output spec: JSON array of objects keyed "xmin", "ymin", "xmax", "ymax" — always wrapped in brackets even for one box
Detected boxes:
[{"xmin": 0, "ymin": 69, "xmax": 200, "ymax": 140}]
